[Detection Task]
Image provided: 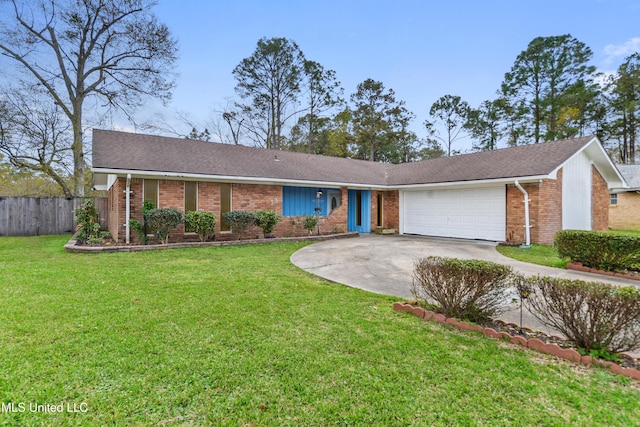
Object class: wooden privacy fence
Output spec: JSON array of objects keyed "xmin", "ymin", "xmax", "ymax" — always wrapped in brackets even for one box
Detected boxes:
[{"xmin": 0, "ymin": 197, "xmax": 108, "ymax": 237}]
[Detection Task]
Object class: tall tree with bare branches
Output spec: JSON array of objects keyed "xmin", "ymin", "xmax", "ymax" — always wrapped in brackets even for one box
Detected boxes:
[{"xmin": 0, "ymin": 0, "xmax": 178, "ymax": 196}]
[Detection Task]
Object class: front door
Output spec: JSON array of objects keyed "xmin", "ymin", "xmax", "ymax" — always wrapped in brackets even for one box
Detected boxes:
[{"xmin": 348, "ymin": 189, "xmax": 370, "ymax": 233}]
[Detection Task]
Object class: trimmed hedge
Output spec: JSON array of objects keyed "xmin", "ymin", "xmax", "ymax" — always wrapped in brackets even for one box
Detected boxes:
[
  {"xmin": 255, "ymin": 209, "xmax": 280, "ymax": 236},
  {"xmin": 184, "ymin": 211, "xmax": 217, "ymax": 242},
  {"xmin": 411, "ymin": 257, "xmax": 513, "ymax": 322},
  {"xmin": 145, "ymin": 208, "xmax": 183, "ymax": 244},
  {"xmin": 222, "ymin": 210, "xmax": 258, "ymax": 239},
  {"xmin": 525, "ymin": 276, "xmax": 640, "ymax": 353},
  {"xmin": 554, "ymin": 230, "xmax": 640, "ymax": 272}
]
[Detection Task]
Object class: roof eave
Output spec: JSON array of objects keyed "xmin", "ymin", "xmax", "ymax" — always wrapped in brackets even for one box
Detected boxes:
[
  {"xmin": 390, "ymin": 175, "xmax": 552, "ymax": 190},
  {"xmin": 91, "ymin": 168, "xmax": 387, "ymax": 190},
  {"xmin": 556, "ymin": 137, "xmax": 628, "ymax": 189}
]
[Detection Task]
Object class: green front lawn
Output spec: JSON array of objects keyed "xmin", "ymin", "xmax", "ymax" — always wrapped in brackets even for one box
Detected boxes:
[
  {"xmin": 1, "ymin": 235, "xmax": 639, "ymax": 425},
  {"xmin": 496, "ymin": 244, "xmax": 568, "ymax": 268}
]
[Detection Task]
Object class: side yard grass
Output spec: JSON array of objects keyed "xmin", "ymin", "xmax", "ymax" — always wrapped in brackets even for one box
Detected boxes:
[
  {"xmin": 497, "ymin": 229, "xmax": 640, "ymax": 270},
  {"xmin": 0, "ymin": 235, "xmax": 639, "ymax": 426},
  {"xmin": 496, "ymin": 243, "xmax": 568, "ymax": 268}
]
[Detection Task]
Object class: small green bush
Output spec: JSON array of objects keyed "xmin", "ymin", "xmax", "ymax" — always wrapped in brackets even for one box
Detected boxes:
[
  {"xmin": 554, "ymin": 230, "xmax": 640, "ymax": 272},
  {"xmin": 525, "ymin": 276, "xmax": 640, "ymax": 353},
  {"xmin": 128, "ymin": 219, "xmax": 147, "ymax": 244},
  {"xmin": 411, "ymin": 257, "xmax": 513, "ymax": 322},
  {"xmin": 145, "ymin": 208, "xmax": 183, "ymax": 244},
  {"xmin": 75, "ymin": 199, "xmax": 101, "ymax": 242},
  {"xmin": 184, "ymin": 211, "xmax": 217, "ymax": 242},
  {"xmin": 222, "ymin": 210, "xmax": 258, "ymax": 239},
  {"xmin": 255, "ymin": 209, "xmax": 280, "ymax": 236},
  {"xmin": 303, "ymin": 215, "xmax": 318, "ymax": 234}
]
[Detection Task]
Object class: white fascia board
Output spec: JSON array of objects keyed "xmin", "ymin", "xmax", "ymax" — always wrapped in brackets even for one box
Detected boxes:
[
  {"xmin": 92, "ymin": 168, "xmax": 554, "ymax": 191},
  {"xmin": 90, "ymin": 168, "xmax": 377, "ymax": 190},
  {"xmin": 555, "ymin": 137, "xmax": 628, "ymax": 189},
  {"xmin": 392, "ymin": 175, "xmax": 550, "ymax": 191}
]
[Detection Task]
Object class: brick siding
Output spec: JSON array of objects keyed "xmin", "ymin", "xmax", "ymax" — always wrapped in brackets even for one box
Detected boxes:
[
  {"xmin": 591, "ymin": 166, "xmax": 609, "ymax": 232},
  {"xmin": 381, "ymin": 191, "xmax": 399, "ymax": 230},
  {"xmin": 107, "ymin": 179, "xmax": 363, "ymax": 242},
  {"xmin": 506, "ymin": 169, "xmax": 563, "ymax": 246},
  {"xmin": 609, "ymin": 192, "xmax": 640, "ymax": 230},
  {"xmin": 535, "ymin": 169, "xmax": 563, "ymax": 245}
]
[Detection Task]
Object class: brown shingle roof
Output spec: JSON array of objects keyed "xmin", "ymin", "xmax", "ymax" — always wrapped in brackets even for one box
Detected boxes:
[
  {"xmin": 387, "ymin": 136, "xmax": 594, "ymax": 185},
  {"xmin": 92, "ymin": 129, "xmax": 391, "ymax": 185},
  {"xmin": 92, "ymin": 129, "xmax": 595, "ymax": 187}
]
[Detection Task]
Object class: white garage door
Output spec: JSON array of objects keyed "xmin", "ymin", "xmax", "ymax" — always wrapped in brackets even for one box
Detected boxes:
[{"xmin": 402, "ymin": 186, "xmax": 506, "ymax": 241}]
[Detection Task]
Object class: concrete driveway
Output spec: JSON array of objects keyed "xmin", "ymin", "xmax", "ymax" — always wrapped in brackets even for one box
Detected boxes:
[{"xmin": 291, "ymin": 234, "xmax": 639, "ymax": 336}]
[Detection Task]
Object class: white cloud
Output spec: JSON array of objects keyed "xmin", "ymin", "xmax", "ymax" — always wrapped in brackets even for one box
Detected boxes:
[{"xmin": 603, "ymin": 37, "xmax": 640, "ymax": 64}]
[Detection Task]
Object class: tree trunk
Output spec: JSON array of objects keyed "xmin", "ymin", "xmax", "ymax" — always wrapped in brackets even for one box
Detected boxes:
[{"xmin": 71, "ymin": 102, "xmax": 84, "ymax": 197}]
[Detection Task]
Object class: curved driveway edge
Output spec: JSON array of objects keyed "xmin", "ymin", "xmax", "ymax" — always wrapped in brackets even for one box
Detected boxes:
[{"xmin": 291, "ymin": 234, "xmax": 639, "ymax": 337}]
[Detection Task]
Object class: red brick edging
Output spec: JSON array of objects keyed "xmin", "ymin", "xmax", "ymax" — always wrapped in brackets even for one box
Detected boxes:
[
  {"xmin": 392, "ymin": 301, "xmax": 640, "ymax": 381},
  {"xmin": 64, "ymin": 232, "xmax": 360, "ymax": 253},
  {"xmin": 566, "ymin": 262, "xmax": 640, "ymax": 281}
]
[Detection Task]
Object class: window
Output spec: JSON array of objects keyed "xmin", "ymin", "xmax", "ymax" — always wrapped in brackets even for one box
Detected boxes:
[
  {"xmin": 377, "ymin": 193, "xmax": 383, "ymax": 227},
  {"xmin": 610, "ymin": 193, "xmax": 618, "ymax": 206},
  {"xmin": 143, "ymin": 179, "xmax": 158, "ymax": 208},
  {"xmin": 185, "ymin": 181, "xmax": 197, "ymax": 212},
  {"xmin": 327, "ymin": 190, "xmax": 341, "ymax": 213},
  {"xmin": 220, "ymin": 183, "xmax": 231, "ymax": 231},
  {"xmin": 184, "ymin": 181, "xmax": 198, "ymax": 232}
]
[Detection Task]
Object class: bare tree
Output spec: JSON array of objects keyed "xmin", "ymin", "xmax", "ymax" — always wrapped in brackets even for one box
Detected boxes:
[
  {"xmin": 0, "ymin": 0, "xmax": 178, "ymax": 196},
  {"xmin": 0, "ymin": 85, "xmax": 74, "ymax": 196}
]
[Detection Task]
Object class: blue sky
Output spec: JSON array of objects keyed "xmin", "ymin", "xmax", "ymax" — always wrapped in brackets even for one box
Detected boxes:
[{"xmin": 147, "ymin": 0, "xmax": 640, "ymax": 151}]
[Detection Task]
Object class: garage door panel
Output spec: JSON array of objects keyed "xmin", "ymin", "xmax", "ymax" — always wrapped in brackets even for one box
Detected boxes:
[{"xmin": 402, "ymin": 186, "xmax": 505, "ymax": 241}]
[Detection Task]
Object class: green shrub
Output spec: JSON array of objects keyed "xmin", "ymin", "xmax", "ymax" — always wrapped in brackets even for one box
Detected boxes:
[
  {"xmin": 128, "ymin": 219, "xmax": 147, "ymax": 244},
  {"xmin": 554, "ymin": 230, "xmax": 640, "ymax": 271},
  {"xmin": 255, "ymin": 209, "xmax": 280, "ymax": 236},
  {"xmin": 303, "ymin": 215, "xmax": 318, "ymax": 234},
  {"xmin": 411, "ymin": 257, "xmax": 513, "ymax": 322},
  {"xmin": 145, "ymin": 208, "xmax": 183, "ymax": 244},
  {"xmin": 184, "ymin": 211, "xmax": 217, "ymax": 242},
  {"xmin": 142, "ymin": 199, "xmax": 155, "ymax": 215},
  {"xmin": 222, "ymin": 210, "xmax": 258, "ymax": 240},
  {"xmin": 75, "ymin": 199, "xmax": 101, "ymax": 242},
  {"xmin": 525, "ymin": 276, "xmax": 640, "ymax": 353}
]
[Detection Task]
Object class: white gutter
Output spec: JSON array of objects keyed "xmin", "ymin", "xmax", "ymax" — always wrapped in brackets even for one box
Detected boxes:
[
  {"xmin": 514, "ymin": 180, "xmax": 531, "ymax": 247},
  {"xmin": 125, "ymin": 173, "xmax": 131, "ymax": 244}
]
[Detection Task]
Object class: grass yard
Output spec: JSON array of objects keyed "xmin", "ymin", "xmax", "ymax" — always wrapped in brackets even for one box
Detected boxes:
[
  {"xmin": 1, "ymin": 235, "xmax": 639, "ymax": 426},
  {"xmin": 496, "ymin": 244, "xmax": 568, "ymax": 268},
  {"xmin": 497, "ymin": 229, "xmax": 640, "ymax": 270}
]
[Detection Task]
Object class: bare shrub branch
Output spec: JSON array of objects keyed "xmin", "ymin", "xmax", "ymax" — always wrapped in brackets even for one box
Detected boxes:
[
  {"xmin": 411, "ymin": 257, "xmax": 512, "ymax": 322},
  {"xmin": 526, "ymin": 276, "xmax": 640, "ymax": 353}
]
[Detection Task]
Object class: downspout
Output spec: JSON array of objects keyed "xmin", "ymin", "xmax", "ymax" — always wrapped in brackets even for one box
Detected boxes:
[
  {"xmin": 514, "ymin": 180, "xmax": 531, "ymax": 248},
  {"xmin": 125, "ymin": 174, "xmax": 131, "ymax": 244}
]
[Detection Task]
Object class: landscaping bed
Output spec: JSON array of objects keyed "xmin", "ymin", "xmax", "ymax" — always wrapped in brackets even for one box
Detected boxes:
[
  {"xmin": 65, "ymin": 231, "xmax": 359, "ymax": 253},
  {"xmin": 395, "ymin": 302, "xmax": 640, "ymax": 379}
]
